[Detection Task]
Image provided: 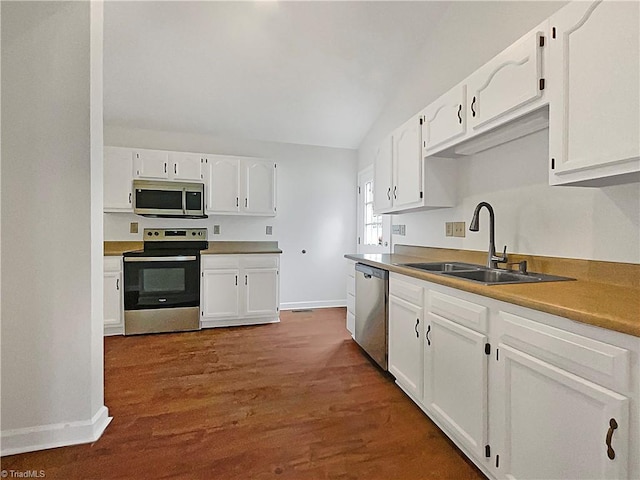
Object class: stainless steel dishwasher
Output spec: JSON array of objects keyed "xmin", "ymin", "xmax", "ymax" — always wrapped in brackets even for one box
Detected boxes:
[{"xmin": 354, "ymin": 263, "xmax": 389, "ymax": 370}]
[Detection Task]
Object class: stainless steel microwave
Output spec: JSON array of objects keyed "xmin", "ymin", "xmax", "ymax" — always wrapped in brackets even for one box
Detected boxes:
[{"xmin": 133, "ymin": 180, "xmax": 207, "ymax": 218}]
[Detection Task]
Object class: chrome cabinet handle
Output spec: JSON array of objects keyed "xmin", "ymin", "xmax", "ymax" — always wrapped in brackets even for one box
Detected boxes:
[
  {"xmin": 457, "ymin": 104, "xmax": 462, "ymax": 124},
  {"xmin": 387, "ymin": 187, "xmax": 391, "ymax": 201},
  {"xmin": 471, "ymin": 96, "xmax": 477, "ymax": 118},
  {"xmin": 164, "ymin": 162, "xmax": 167, "ymax": 173},
  {"xmin": 415, "ymin": 318, "xmax": 420, "ymax": 338},
  {"xmin": 426, "ymin": 325, "xmax": 431, "ymax": 345},
  {"xmin": 128, "ymin": 193, "xmax": 132, "ymax": 204},
  {"xmin": 393, "ymin": 186, "xmax": 397, "ymax": 200},
  {"xmin": 174, "ymin": 164, "xmax": 177, "ymax": 175},
  {"xmin": 116, "ymin": 278, "xmax": 120, "ymax": 291},
  {"xmin": 606, "ymin": 418, "xmax": 618, "ymax": 460}
]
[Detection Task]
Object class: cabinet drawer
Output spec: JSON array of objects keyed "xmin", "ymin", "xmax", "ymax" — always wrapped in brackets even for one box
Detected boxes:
[
  {"xmin": 242, "ymin": 255, "xmax": 279, "ymax": 269},
  {"xmin": 104, "ymin": 256, "xmax": 122, "ymax": 273},
  {"xmin": 346, "ymin": 292, "xmax": 355, "ymax": 315},
  {"xmin": 428, "ymin": 290, "xmax": 488, "ymax": 333},
  {"xmin": 499, "ymin": 311, "xmax": 630, "ymax": 392},
  {"xmin": 201, "ymin": 255, "xmax": 239, "ymax": 269},
  {"xmin": 390, "ymin": 278, "xmax": 423, "ymax": 306},
  {"xmin": 347, "ymin": 275, "xmax": 355, "ymax": 296}
]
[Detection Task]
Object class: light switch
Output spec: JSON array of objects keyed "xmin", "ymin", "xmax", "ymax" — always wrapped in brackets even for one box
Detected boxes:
[{"xmin": 130, "ymin": 222, "xmax": 138, "ymax": 234}]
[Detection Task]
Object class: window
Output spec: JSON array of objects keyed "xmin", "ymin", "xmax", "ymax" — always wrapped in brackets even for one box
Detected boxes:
[{"xmin": 363, "ymin": 180, "xmax": 383, "ymax": 246}]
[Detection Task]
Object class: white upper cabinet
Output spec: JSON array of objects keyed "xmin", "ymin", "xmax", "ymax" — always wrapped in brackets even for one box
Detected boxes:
[
  {"xmin": 206, "ymin": 155, "xmax": 241, "ymax": 213},
  {"xmin": 420, "ymin": 21, "xmax": 549, "ymax": 158},
  {"xmin": 104, "ymin": 146, "xmax": 134, "ymax": 212},
  {"xmin": 205, "ymin": 156, "xmax": 276, "ymax": 216},
  {"xmin": 548, "ymin": 0, "xmax": 640, "ymax": 186},
  {"xmin": 374, "ymin": 115, "xmax": 456, "ymax": 215},
  {"xmin": 134, "ymin": 149, "xmax": 203, "ymax": 182},
  {"xmin": 422, "ymin": 85, "xmax": 467, "ymax": 156},
  {"xmin": 393, "ymin": 115, "xmax": 424, "ymax": 210},
  {"xmin": 244, "ymin": 159, "xmax": 276, "ymax": 215},
  {"xmin": 133, "ymin": 149, "xmax": 170, "ymax": 179},
  {"xmin": 373, "ymin": 135, "xmax": 393, "ymax": 213},
  {"xmin": 466, "ymin": 28, "xmax": 545, "ymax": 131},
  {"xmin": 169, "ymin": 152, "xmax": 203, "ymax": 182}
]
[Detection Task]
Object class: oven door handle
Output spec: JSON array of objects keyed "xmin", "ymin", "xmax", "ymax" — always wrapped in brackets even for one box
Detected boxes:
[{"xmin": 124, "ymin": 256, "xmax": 197, "ymax": 262}]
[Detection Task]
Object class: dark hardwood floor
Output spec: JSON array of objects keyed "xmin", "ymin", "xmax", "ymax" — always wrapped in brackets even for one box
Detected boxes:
[{"xmin": 2, "ymin": 308, "xmax": 486, "ymax": 479}]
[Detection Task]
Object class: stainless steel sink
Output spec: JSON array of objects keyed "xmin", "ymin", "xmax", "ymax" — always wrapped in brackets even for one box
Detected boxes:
[
  {"xmin": 400, "ymin": 261, "xmax": 574, "ymax": 285},
  {"xmin": 401, "ymin": 262, "xmax": 482, "ymax": 272},
  {"xmin": 442, "ymin": 268, "xmax": 574, "ymax": 285}
]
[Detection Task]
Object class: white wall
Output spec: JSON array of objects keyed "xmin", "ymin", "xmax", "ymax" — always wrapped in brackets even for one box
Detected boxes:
[
  {"xmin": 104, "ymin": 126, "xmax": 358, "ymax": 309},
  {"xmin": 1, "ymin": 2, "xmax": 109, "ymax": 455},
  {"xmin": 359, "ymin": 0, "xmax": 640, "ymax": 264}
]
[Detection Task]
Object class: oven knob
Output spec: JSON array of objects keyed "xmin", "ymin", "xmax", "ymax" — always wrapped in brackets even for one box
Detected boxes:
[
  {"xmin": 147, "ymin": 232, "xmax": 152, "ymax": 236},
  {"xmin": 192, "ymin": 232, "xmax": 196, "ymax": 236},
  {"xmin": 154, "ymin": 232, "xmax": 159, "ymax": 236}
]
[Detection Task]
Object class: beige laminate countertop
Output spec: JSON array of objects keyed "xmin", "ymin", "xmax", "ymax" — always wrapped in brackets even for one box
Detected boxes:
[
  {"xmin": 346, "ymin": 252, "xmax": 640, "ymax": 339},
  {"xmin": 104, "ymin": 241, "xmax": 281, "ymax": 256}
]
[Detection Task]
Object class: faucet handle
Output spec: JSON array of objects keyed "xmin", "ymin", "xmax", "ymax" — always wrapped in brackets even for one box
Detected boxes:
[{"xmin": 501, "ymin": 245, "xmax": 507, "ymax": 259}]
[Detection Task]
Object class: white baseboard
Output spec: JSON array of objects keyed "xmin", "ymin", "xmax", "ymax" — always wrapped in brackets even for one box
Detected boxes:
[
  {"xmin": 280, "ymin": 300, "xmax": 346, "ymax": 311},
  {"xmin": 1, "ymin": 406, "xmax": 112, "ymax": 456}
]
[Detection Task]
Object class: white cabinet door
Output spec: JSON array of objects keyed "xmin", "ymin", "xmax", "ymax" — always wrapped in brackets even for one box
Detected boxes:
[
  {"xmin": 467, "ymin": 29, "xmax": 544, "ymax": 131},
  {"xmin": 244, "ymin": 268, "xmax": 279, "ymax": 317},
  {"xmin": 103, "ymin": 257, "xmax": 123, "ymax": 336},
  {"xmin": 103, "ymin": 270, "xmax": 122, "ymax": 328},
  {"xmin": 170, "ymin": 152, "xmax": 203, "ymax": 181},
  {"xmin": 392, "ymin": 115, "xmax": 423, "ymax": 210},
  {"xmin": 134, "ymin": 150, "xmax": 169, "ymax": 179},
  {"xmin": 373, "ymin": 135, "xmax": 393, "ymax": 213},
  {"xmin": 346, "ymin": 260, "xmax": 356, "ymax": 336},
  {"xmin": 389, "ymin": 294, "xmax": 423, "ymax": 400},
  {"xmin": 422, "ymin": 85, "xmax": 467, "ymax": 154},
  {"xmin": 424, "ymin": 313, "xmax": 488, "ymax": 460},
  {"xmin": 206, "ymin": 156, "xmax": 240, "ymax": 214},
  {"xmin": 201, "ymin": 269, "xmax": 240, "ymax": 319},
  {"xmin": 104, "ymin": 147, "xmax": 134, "ymax": 212},
  {"xmin": 494, "ymin": 344, "xmax": 629, "ymax": 480},
  {"xmin": 243, "ymin": 159, "xmax": 276, "ymax": 215},
  {"xmin": 548, "ymin": 0, "xmax": 639, "ymax": 185}
]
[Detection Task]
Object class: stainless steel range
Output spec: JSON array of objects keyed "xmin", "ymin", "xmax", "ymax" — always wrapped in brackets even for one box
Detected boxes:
[{"xmin": 123, "ymin": 228, "xmax": 208, "ymax": 335}]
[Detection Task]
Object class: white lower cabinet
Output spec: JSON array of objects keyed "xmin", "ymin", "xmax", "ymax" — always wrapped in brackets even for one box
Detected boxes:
[
  {"xmin": 423, "ymin": 290, "xmax": 489, "ymax": 462},
  {"xmin": 103, "ymin": 256, "xmax": 124, "ymax": 336},
  {"xmin": 388, "ymin": 275, "xmax": 424, "ymax": 400},
  {"xmin": 345, "ymin": 260, "xmax": 355, "ymax": 336},
  {"xmin": 200, "ymin": 254, "xmax": 280, "ymax": 328},
  {"xmin": 386, "ymin": 273, "xmax": 638, "ymax": 480}
]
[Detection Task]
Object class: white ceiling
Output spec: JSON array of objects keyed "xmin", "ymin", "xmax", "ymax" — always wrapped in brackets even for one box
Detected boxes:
[{"xmin": 103, "ymin": 1, "xmax": 452, "ymax": 149}]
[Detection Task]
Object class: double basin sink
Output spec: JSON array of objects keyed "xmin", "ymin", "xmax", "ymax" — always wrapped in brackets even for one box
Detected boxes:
[{"xmin": 400, "ymin": 262, "xmax": 574, "ymax": 285}]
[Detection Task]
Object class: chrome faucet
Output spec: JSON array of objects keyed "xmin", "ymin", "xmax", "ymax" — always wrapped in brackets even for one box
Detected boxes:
[{"xmin": 469, "ymin": 202, "xmax": 508, "ymax": 269}]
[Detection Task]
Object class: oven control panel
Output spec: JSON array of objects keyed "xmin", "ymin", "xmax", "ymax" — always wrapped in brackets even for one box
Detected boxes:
[{"xmin": 143, "ymin": 228, "xmax": 208, "ymax": 241}]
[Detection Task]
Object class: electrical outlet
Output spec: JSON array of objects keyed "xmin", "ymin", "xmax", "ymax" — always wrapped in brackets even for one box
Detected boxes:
[
  {"xmin": 392, "ymin": 224, "xmax": 406, "ymax": 236},
  {"xmin": 266, "ymin": 226, "xmax": 273, "ymax": 235},
  {"xmin": 453, "ymin": 222, "xmax": 466, "ymax": 237},
  {"xmin": 130, "ymin": 222, "xmax": 138, "ymax": 234},
  {"xmin": 213, "ymin": 225, "xmax": 220, "ymax": 235},
  {"xmin": 445, "ymin": 222, "xmax": 454, "ymax": 237}
]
